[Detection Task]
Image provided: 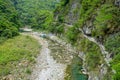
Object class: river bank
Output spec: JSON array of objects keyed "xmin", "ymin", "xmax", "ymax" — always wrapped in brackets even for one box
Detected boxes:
[{"xmin": 22, "ymin": 30, "xmax": 88, "ymax": 80}]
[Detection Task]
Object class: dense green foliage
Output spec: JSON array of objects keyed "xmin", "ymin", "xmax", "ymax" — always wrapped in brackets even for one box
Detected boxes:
[
  {"xmin": 78, "ymin": 0, "xmax": 101, "ymax": 27},
  {"xmin": 12, "ymin": 0, "xmax": 59, "ymax": 29},
  {"xmin": 111, "ymin": 55, "xmax": 120, "ymax": 80},
  {"xmin": 105, "ymin": 33, "xmax": 120, "ymax": 55},
  {"xmin": 61, "ymin": 0, "xmax": 69, "ymax": 6},
  {"xmin": 0, "ymin": 0, "xmax": 58, "ymax": 78},
  {"xmin": 0, "ymin": 0, "xmax": 20, "ymax": 38},
  {"xmin": 66, "ymin": 27, "xmax": 79, "ymax": 44},
  {"xmin": 0, "ymin": 35, "xmax": 40, "ymax": 78},
  {"xmin": 105, "ymin": 33, "xmax": 120, "ymax": 79},
  {"xmin": 31, "ymin": 10, "xmax": 54, "ymax": 30},
  {"xmin": 93, "ymin": 4, "xmax": 120, "ymax": 37}
]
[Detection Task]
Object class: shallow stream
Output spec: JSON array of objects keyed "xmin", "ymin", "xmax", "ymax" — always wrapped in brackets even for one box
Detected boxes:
[
  {"xmin": 65, "ymin": 55, "xmax": 88, "ymax": 80},
  {"xmin": 48, "ymin": 40, "xmax": 88, "ymax": 80}
]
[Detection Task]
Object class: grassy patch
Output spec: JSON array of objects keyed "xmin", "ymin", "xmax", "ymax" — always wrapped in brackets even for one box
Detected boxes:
[{"xmin": 0, "ymin": 35, "xmax": 41, "ymax": 78}]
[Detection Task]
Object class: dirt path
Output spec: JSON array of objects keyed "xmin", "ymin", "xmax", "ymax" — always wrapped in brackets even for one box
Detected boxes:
[{"xmin": 26, "ymin": 32, "xmax": 66, "ymax": 80}]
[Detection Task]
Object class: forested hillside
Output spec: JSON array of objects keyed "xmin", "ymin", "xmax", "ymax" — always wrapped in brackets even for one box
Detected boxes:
[
  {"xmin": 0, "ymin": 0, "xmax": 20, "ymax": 39},
  {"xmin": 11, "ymin": 0, "xmax": 59, "ymax": 29},
  {"xmin": 0, "ymin": 0, "xmax": 58, "ymax": 79},
  {"xmin": 0, "ymin": 0, "xmax": 120, "ymax": 80},
  {"xmin": 0, "ymin": 0, "xmax": 58, "ymax": 40}
]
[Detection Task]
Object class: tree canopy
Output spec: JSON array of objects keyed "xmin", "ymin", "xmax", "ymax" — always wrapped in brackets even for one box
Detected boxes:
[{"xmin": 0, "ymin": 0, "xmax": 20, "ymax": 38}]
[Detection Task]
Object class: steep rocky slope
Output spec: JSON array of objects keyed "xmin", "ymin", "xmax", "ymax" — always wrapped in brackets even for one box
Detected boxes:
[{"xmin": 52, "ymin": 0, "xmax": 120, "ymax": 80}]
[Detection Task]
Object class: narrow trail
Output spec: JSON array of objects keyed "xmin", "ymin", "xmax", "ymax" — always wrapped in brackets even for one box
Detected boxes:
[
  {"xmin": 27, "ymin": 32, "xmax": 66, "ymax": 80},
  {"xmin": 78, "ymin": 28, "xmax": 112, "ymax": 66}
]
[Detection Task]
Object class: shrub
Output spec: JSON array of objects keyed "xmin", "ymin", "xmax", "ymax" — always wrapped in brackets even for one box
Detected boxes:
[
  {"xmin": 1, "ymin": 29, "xmax": 12, "ymax": 38},
  {"xmin": 61, "ymin": 0, "xmax": 69, "ymax": 6},
  {"xmin": 105, "ymin": 33, "xmax": 120, "ymax": 55},
  {"xmin": 0, "ymin": 37, "xmax": 6, "ymax": 44},
  {"xmin": 93, "ymin": 4, "xmax": 114, "ymax": 37},
  {"xmin": 66, "ymin": 27, "xmax": 79, "ymax": 44}
]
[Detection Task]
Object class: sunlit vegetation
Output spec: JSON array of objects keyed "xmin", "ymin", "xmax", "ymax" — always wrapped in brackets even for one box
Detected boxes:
[
  {"xmin": 78, "ymin": 0, "xmax": 101, "ymax": 27},
  {"xmin": 0, "ymin": 35, "xmax": 40, "ymax": 78},
  {"xmin": 93, "ymin": 4, "xmax": 120, "ymax": 37},
  {"xmin": 105, "ymin": 33, "xmax": 120, "ymax": 79},
  {"xmin": 66, "ymin": 27, "xmax": 79, "ymax": 44},
  {"xmin": 12, "ymin": 0, "xmax": 59, "ymax": 29}
]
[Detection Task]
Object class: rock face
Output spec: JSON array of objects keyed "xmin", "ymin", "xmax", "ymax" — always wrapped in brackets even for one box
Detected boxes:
[
  {"xmin": 54, "ymin": 0, "xmax": 81, "ymax": 25},
  {"xmin": 115, "ymin": 0, "xmax": 120, "ymax": 6},
  {"xmin": 53, "ymin": 0, "xmax": 119, "ymax": 80}
]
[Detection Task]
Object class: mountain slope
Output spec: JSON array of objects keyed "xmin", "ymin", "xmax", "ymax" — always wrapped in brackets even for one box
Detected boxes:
[{"xmin": 52, "ymin": 0, "xmax": 120, "ymax": 79}]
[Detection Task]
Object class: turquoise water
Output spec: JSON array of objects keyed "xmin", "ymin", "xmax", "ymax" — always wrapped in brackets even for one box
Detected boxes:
[{"xmin": 65, "ymin": 55, "xmax": 88, "ymax": 80}]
